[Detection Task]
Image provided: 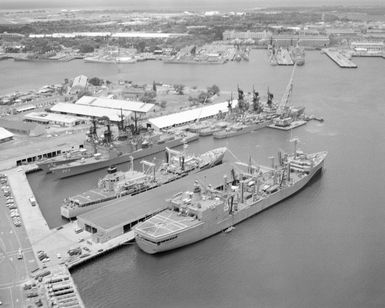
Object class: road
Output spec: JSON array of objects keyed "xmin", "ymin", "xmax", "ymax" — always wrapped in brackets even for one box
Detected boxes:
[{"xmin": 0, "ymin": 184, "xmax": 39, "ymax": 308}]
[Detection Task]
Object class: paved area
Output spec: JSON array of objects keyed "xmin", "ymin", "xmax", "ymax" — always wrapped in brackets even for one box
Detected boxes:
[
  {"xmin": 0, "ymin": 131, "xmax": 86, "ymax": 171},
  {"xmin": 2, "ymin": 168, "xmax": 85, "ymax": 307},
  {"xmin": 0, "ymin": 177, "xmax": 40, "ymax": 308}
]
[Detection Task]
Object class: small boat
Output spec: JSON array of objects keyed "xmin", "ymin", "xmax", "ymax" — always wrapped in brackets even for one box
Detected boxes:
[{"xmin": 224, "ymin": 226, "xmax": 235, "ymax": 233}]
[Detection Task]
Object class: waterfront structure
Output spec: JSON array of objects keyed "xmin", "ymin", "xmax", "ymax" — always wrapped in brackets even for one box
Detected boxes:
[
  {"xmin": 0, "ymin": 119, "xmax": 45, "ymax": 136},
  {"xmin": 77, "ymin": 163, "xmax": 232, "ymax": 243},
  {"xmin": 24, "ymin": 112, "xmax": 85, "ymax": 127},
  {"xmin": 323, "ymin": 48, "xmax": 358, "ymax": 68},
  {"xmin": 0, "ymin": 127, "xmax": 14, "ymax": 143},
  {"xmin": 350, "ymin": 41, "xmax": 384, "ymax": 56},
  {"xmin": 70, "ymin": 75, "xmax": 88, "ymax": 94},
  {"xmin": 50, "ymin": 102, "xmax": 133, "ymax": 122},
  {"xmin": 29, "ymin": 32, "xmax": 187, "ymax": 39},
  {"xmin": 148, "ymin": 100, "xmax": 238, "ymax": 130},
  {"xmin": 75, "ymin": 95, "xmax": 154, "ymax": 116},
  {"xmin": 223, "ymin": 30, "xmax": 270, "ymax": 42},
  {"xmin": 135, "ymin": 146, "xmax": 327, "ymax": 254},
  {"xmin": 15, "ymin": 104, "xmax": 36, "ymax": 113}
]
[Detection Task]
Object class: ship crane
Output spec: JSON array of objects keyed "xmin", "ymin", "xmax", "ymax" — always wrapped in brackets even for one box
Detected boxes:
[
  {"xmin": 277, "ymin": 64, "xmax": 296, "ymax": 117},
  {"xmin": 140, "ymin": 159, "xmax": 156, "ymax": 181}
]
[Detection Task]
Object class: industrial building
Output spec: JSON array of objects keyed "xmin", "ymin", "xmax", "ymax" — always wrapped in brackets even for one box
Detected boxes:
[
  {"xmin": 148, "ymin": 100, "xmax": 238, "ymax": 130},
  {"xmin": 50, "ymin": 102, "xmax": 132, "ymax": 122},
  {"xmin": 24, "ymin": 112, "xmax": 85, "ymax": 127},
  {"xmin": 351, "ymin": 41, "xmax": 384, "ymax": 56},
  {"xmin": 77, "ymin": 163, "xmax": 232, "ymax": 243},
  {"xmin": 0, "ymin": 119, "xmax": 45, "ymax": 136},
  {"xmin": 15, "ymin": 105, "xmax": 36, "ymax": 113},
  {"xmin": 70, "ymin": 75, "xmax": 88, "ymax": 94},
  {"xmin": 0, "ymin": 127, "xmax": 14, "ymax": 143},
  {"xmin": 75, "ymin": 95, "xmax": 155, "ymax": 115}
]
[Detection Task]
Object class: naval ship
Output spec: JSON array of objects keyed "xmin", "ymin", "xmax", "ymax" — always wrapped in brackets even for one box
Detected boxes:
[
  {"xmin": 49, "ymin": 117, "xmax": 199, "ymax": 179},
  {"xmin": 36, "ymin": 147, "xmax": 91, "ymax": 173},
  {"xmin": 135, "ymin": 140, "xmax": 327, "ymax": 254},
  {"xmin": 60, "ymin": 147, "xmax": 227, "ymax": 218}
]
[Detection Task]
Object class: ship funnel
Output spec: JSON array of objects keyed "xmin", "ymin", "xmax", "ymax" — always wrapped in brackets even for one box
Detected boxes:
[
  {"xmin": 130, "ymin": 156, "xmax": 134, "ymax": 171},
  {"xmin": 290, "ymin": 138, "xmax": 298, "ymax": 157},
  {"xmin": 193, "ymin": 180, "xmax": 201, "ymax": 202},
  {"xmin": 223, "ymin": 175, "xmax": 228, "ymax": 191},
  {"xmin": 165, "ymin": 149, "xmax": 169, "ymax": 163},
  {"xmin": 269, "ymin": 156, "xmax": 275, "ymax": 169},
  {"xmin": 278, "ymin": 151, "xmax": 282, "ymax": 166}
]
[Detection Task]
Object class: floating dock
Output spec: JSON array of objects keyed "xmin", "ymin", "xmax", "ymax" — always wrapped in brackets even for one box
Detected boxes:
[{"xmin": 323, "ymin": 49, "xmax": 357, "ymax": 68}]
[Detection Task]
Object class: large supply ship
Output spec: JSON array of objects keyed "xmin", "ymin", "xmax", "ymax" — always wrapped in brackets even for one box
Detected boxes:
[
  {"xmin": 60, "ymin": 147, "xmax": 227, "ymax": 218},
  {"xmin": 135, "ymin": 140, "xmax": 327, "ymax": 254},
  {"xmin": 50, "ymin": 129, "xmax": 199, "ymax": 179}
]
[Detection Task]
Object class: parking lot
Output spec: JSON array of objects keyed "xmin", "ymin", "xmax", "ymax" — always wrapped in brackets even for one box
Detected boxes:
[{"xmin": 0, "ymin": 173, "xmax": 40, "ymax": 308}]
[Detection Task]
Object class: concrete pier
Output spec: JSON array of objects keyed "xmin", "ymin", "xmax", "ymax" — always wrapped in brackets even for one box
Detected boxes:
[
  {"xmin": 323, "ymin": 49, "xmax": 358, "ymax": 68},
  {"xmin": 3, "ymin": 167, "xmax": 85, "ymax": 307}
]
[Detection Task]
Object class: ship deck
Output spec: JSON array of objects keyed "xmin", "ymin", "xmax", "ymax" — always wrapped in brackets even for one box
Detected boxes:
[
  {"xmin": 70, "ymin": 189, "xmax": 116, "ymax": 205},
  {"xmin": 78, "ymin": 163, "xmax": 233, "ymax": 231},
  {"xmin": 135, "ymin": 209, "xmax": 200, "ymax": 239}
]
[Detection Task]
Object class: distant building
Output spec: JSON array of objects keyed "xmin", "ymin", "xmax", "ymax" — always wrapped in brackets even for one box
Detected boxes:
[
  {"xmin": 0, "ymin": 120, "xmax": 45, "ymax": 137},
  {"xmin": 50, "ymin": 102, "xmax": 132, "ymax": 123},
  {"xmin": 0, "ymin": 32, "xmax": 25, "ymax": 40},
  {"xmin": 15, "ymin": 105, "xmax": 36, "ymax": 113},
  {"xmin": 24, "ymin": 112, "xmax": 85, "ymax": 127},
  {"xmin": 75, "ymin": 96, "xmax": 155, "ymax": 116},
  {"xmin": 350, "ymin": 41, "xmax": 384, "ymax": 56},
  {"xmin": 70, "ymin": 75, "xmax": 88, "ymax": 94},
  {"xmin": 148, "ymin": 100, "xmax": 238, "ymax": 130},
  {"xmin": 0, "ymin": 127, "xmax": 14, "ymax": 143},
  {"xmin": 223, "ymin": 30, "xmax": 270, "ymax": 41}
]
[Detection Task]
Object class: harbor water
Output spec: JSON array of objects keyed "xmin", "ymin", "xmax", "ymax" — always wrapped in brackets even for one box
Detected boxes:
[{"xmin": 3, "ymin": 50, "xmax": 385, "ymax": 307}]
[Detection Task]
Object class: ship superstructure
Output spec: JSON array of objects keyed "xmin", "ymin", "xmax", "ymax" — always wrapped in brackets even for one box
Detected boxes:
[
  {"xmin": 60, "ymin": 147, "xmax": 227, "ymax": 218},
  {"xmin": 135, "ymin": 141, "xmax": 327, "ymax": 254}
]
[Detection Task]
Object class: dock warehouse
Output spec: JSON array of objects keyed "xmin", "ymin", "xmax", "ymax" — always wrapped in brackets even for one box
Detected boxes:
[
  {"xmin": 148, "ymin": 100, "xmax": 238, "ymax": 130},
  {"xmin": 77, "ymin": 163, "xmax": 233, "ymax": 243},
  {"xmin": 75, "ymin": 96, "xmax": 155, "ymax": 115},
  {"xmin": 0, "ymin": 127, "xmax": 14, "ymax": 143},
  {"xmin": 0, "ymin": 119, "xmax": 45, "ymax": 136},
  {"xmin": 15, "ymin": 104, "xmax": 36, "ymax": 113},
  {"xmin": 24, "ymin": 112, "xmax": 85, "ymax": 127},
  {"xmin": 50, "ymin": 102, "xmax": 132, "ymax": 122}
]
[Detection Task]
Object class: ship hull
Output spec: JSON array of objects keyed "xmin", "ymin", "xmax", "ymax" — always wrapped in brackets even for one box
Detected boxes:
[
  {"xmin": 51, "ymin": 134, "xmax": 198, "ymax": 179},
  {"xmin": 213, "ymin": 121, "xmax": 270, "ymax": 139},
  {"xmin": 136, "ymin": 153, "xmax": 326, "ymax": 254},
  {"xmin": 61, "ymin": 147, "xmax": 225, "ymax": 218},
  {"xmin": 37, "ymin": 157, "xmax": 80, "ymax": 173}
]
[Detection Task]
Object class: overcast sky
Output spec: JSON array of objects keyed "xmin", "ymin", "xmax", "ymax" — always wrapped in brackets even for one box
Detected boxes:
[{"xmin": 1, "ymin": 0, "xmax": 383, "ymax": 10}]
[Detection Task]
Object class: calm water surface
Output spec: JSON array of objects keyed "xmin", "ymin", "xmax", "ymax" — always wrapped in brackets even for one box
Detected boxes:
[{"xmin": 4, "ymin": 50, "xmax": 385, "ymax": 307}]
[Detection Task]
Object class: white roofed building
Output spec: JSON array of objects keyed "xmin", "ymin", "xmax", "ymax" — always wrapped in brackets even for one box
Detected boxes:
[
  {"xmin": 24, "ymin": 112, "xmax": 85, "ymax": 127},
  {"xmin": 148, "ymin": 100, "xmax": 238, "ymax": 130},
  {"xmin": 50, "ymin": 102, "xmax": 132, "ymax": 122},
  {"xmin": 75, "ymin": 96, "xmax": 154, "ymax": 115},
  {"xmin": 70, "ymin": 75, "xmax": 88, "ymax": 94},
  {"xmin": 0, "ymin": 127, "xmax": 14, "ymax": 143}
]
